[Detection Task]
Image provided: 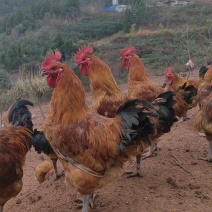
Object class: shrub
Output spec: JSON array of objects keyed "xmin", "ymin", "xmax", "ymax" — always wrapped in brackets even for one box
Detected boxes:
[
  {"xmin": 0, "ymin": 76, "xmax": 51, "ymax": 112},
  {"xmin": 0, "ymin": 69, "xmax": 13, "ymax": 90}
]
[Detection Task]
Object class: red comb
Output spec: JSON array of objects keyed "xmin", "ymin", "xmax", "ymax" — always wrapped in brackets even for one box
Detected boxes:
[
  {"xmin": 41, "ymin": 50, "xmax": 62, "ymax": 70},
  {"xmin": 164, "ymin": 67, "xmax": 174, "ymax": 75},
  {"xmin": 120, "ymin": 46, "xmax": 136, "ymax": 57},
  {"xmin": 74, "ymin": 45, "xmax": 93, "ymax": 63}
]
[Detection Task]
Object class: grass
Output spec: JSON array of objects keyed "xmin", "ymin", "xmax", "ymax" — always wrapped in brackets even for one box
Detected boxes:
[{"xmin": 0, "ymin": 75, "xmax": 52, "ymax": 113}]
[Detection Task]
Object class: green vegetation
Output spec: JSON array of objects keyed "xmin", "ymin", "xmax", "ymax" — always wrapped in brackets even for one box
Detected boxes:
[
  {"xmin": 0, "ymin": 75, "xmax": 51, "ymax": 112},
  {"xmin": 0, "ymin": 69, "xmax": 12, "ymax": 91},
  {"xmin": 0, "ymin": 0, "xmax": 211, "ymax": 113}
]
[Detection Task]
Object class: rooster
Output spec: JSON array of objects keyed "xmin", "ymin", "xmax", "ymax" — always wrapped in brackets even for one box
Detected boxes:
[
  {"xmin": 164, "ymin": 66, "xmax": 202, "ymax": 91},
  {"xmin": 41, "ymin": 50, "xmax": 177, "ymax": 211},
  {"xmin": 120, "ymin": 46, "xmax": 197, "ymax": 122},
  {"xmin": 74, "ymin": 45, "xmax": 178, "ymax": 177},
  {"xmin": 75, "ymin": 45, "xmax": 126, "ymax": 117},
  {"xmin": 194, "ymin": 66, "xmax": 212, "ymax": 161},
  {"xmin": 0, "ymin": 99, "xmax": 33, "ymax": 212},
  {"xmin": 8, "ymin": 99, "xmax": 62, "ymax": 179},
  {"xmin": 121, "ymin": 46, "xmax": 164, "ymax": 102}
]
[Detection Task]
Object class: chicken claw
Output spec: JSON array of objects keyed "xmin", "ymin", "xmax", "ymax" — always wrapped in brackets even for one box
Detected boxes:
[
  {"xmin": 198, "ymin": 132, "xmax": 206, "ymax": 137},
  {"xmin": 141, "ymin": 142, "xmax": 157, "ymax": 160},
  {"xmin": 199, "ymin": 156, "xmax": 212, "ymax": 162},
  {"xmin": 124, "ymin": 170, "xmax": 142, "ymax": 178},
  {"xmin": 123, "ymin": 155, "xmax": 142, "ymax": 178},
  {"xmin": 55, "ymin": 170, "xmax": 64, "ymax": 179},
  {"xmin": 89, "ymin": 192, "xmax": 96, "ymax": 209}
]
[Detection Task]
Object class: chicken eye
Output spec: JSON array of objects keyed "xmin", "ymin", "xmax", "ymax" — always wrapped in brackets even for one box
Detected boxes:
[{"xmin": 51, "ymin": 67, "xmax": 57, "ymax": 71}]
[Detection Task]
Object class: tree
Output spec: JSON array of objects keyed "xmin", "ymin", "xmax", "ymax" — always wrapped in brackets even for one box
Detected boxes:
[
  {"xmin": 123, "ymin": 8, "xmax": 133, "ymax": 33},
  {"xmin": 0, "ymin": 69, "xmax": 13, "ymax": 90},
  {"xmin": 51, "ymin": 33, "xmax": 65, "ymax": 50},
  {"xmin": 64, "ymin": 0, "xmax": 80, "ymax": 19}
]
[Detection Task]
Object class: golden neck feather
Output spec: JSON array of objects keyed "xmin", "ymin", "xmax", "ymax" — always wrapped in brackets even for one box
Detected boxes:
[
  {"xmin": 89, "ymin": 55, "xmax": 122, "ymax": 98},
  {"xmin": 50, "ymin": 63, "xmax": 89, "ymax": 123},
  {"xmin": 128, "ymin": 54, "xmax": 148, "ymax": 81}
]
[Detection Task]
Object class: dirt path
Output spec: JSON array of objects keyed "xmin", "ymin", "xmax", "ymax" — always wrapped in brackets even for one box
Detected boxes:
[{"xmin": 4, "ymin": 70, "xmax": 212, "ymax": 212}]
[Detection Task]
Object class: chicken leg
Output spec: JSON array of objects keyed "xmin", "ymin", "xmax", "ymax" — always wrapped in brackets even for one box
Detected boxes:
[
  {"xmin": 141, "ymin": 141, "xmax": 157, "ymax": 159},
  {"xmin": 82, "ymin": 193, "xmax": 95, "ymax": 212},
  {"xmin": 124, "ymin": 154, "xmax": 142, "ymax": 178},
  {"xmin": 199, "ymin": 140, "xmax": 212, "ymax": 162},
  {"xmin": 51, "ymin": 158, "xmax": 64, "ymax": 179},
  {"xmin": 124, "ymin": 141, "xmax": 158, "ymax": 178}
]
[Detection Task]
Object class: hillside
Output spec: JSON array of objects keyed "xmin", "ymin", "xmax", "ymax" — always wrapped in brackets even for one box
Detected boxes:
[
  {"xmin": 0, "ymin": 0, "xmax": 211, "ymax": 74},
  {"xmin": 0, "ymin": 0, "xmax": 211, "ymax": 112}
]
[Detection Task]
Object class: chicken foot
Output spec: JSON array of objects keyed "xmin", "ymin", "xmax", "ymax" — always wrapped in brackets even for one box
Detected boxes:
[
  {"xmin": 141, "ymin": 141, "xmax": 157, "ymax": 160},
  {"xmin": 124, "ymin": 154, "xmax": 142, "ymax": 178},
  {"xmin": 82, "ymin": 193, "xmax": 95, "ymax": 212},
  {"xmin": 177, "ymin": 115, "xmax": 190, "ymax": 123},
  {"xmin": 52, "ymin": 158, "xmax": 64, "ymax": 179},
  {"xmin": 198, "ymin": 132, "xmax": 206, "ymax": 137},
  {"xmin": 199, "ymin": 140, "xmax": 212, "ymax": 162}
]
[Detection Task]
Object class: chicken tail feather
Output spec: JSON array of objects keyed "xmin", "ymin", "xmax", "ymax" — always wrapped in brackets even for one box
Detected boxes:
[
  {"xmin": 153, "ymin": 91, "xmax": 178, "ymax": 133},
  {"xmin": 179, "ymin": 83, "xmax": 197, "ymax": 105},
  {"xmin": 31, "ymin": 130, "xmax": 53, "ymax": 154},
  {"xmin": 117, "ymin": 99, "xmax": 156, "ymax": 150}
]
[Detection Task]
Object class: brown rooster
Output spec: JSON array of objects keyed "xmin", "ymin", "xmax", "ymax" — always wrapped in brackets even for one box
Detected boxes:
[
  {"xmin": 41, "ymin": 50, "xmax": 177, "ymax": 211},
  {"xmin": 75, "ymin": 45, "xmax": 126, "ymax": 117},
  {"xmin": 0, "ymin": 99, "xmax": 33, "ymax": 212},
  {"xmin": 74, "ymin": 45, "xmax": 179, "ymax": 177},
  {"xmin": 120, "ymin": 46, "xmax": 164, "ymax": 102},
  {"xmin": 164, "ymin": 66, "xmax": 206, "ymax": 121},
  {"xmin": 164, "ymin": 66, "xmax": 203, "ymax": 91},
  {"xmin": 194, "ymin": 66, "xmax": 212, "ymax": 161},
  {"xmin": 120, "ymin": 46, "xmax": 198, "ymax": 122}
]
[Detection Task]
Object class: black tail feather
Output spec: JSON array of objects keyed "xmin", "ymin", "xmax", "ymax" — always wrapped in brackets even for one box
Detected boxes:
[
  {"xmin": 178, "ymin": 83, "xmax": 197, "ymax": 104},
  {"xmin": 31, "ymin": 129, "xmax": 54, "ymax": 155},
  {"xmin": 117, "ymin": 99, "xmax": 156, "ymax": 155},
  {"xmin": 199, "ymin": 65, "xmax": 208, "ymax": 79},
  {"xmin": 152, "ymin": 91, "xmax": 177, "ymax": 133}
]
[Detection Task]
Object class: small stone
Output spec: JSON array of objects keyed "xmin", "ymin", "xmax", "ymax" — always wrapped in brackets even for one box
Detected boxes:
[{"xmin": 16, "ymin": 199, "xmax": 22, "ymax": 204}]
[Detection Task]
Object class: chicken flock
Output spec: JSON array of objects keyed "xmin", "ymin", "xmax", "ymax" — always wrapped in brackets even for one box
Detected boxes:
[{"xmin": 0, "ymin": 45, "xmax": 211, "ymax": 212}]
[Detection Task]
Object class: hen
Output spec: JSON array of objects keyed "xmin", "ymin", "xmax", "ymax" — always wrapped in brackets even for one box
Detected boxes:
[
  {"xmin": 41, "ymin": 50, "xmax": 176, "ymax": 211},
  {"xmin": 194, "ymin": 66, "xmax": 212, "ymax": 161},
  {"xmin": 120, "ymin": 46, "xmax": 197, "ymax": 122},
  {"xmin": 0, "ymin": 99, "xmax": 33, "ymax": 211},
  {"xmin": 74, "ymin": 45, "xmax": 178, "ymax": 177}
]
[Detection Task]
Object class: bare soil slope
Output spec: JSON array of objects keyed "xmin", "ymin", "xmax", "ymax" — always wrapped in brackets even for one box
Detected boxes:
[{"xmin": 4, "ymin": 70, "xmax": 212, "ymax": 212}]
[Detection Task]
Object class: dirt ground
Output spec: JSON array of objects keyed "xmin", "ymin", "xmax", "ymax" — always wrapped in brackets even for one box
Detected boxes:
[{"xmin": 3, "ymin": 70, "xmax": 212, "ymax": 212}]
